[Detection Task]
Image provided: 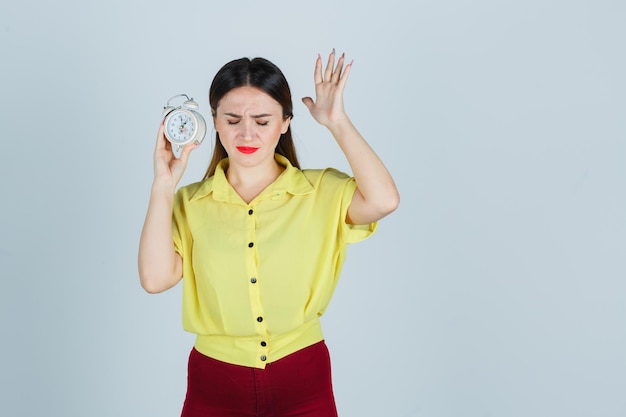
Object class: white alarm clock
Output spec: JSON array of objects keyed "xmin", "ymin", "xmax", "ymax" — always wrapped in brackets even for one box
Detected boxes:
[{"xmin": 162, "ymin": 94, "xmax": 207, "ymax": 151}]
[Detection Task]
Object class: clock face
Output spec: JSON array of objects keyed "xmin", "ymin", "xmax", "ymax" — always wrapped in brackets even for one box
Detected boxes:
[{"xmin": 165, "ymin": 111, "xmax": 196, "ymax": 144}]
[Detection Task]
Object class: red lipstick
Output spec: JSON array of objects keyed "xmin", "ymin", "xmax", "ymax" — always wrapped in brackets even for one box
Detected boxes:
[{"xmin": 236, "ymin": 146, "xmax": 259, "ymax": 154}]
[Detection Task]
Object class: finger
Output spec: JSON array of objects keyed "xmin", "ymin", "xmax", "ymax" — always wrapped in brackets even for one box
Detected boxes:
[
  {"xmin": 332, "ymin": 53, "xmax": 345, "ymax": 84},
  {"xmin": 313, "ymin": 54, "xmax": 323, "ymax": 84},
  {"xmin": 323, "ymin": 49, "xmax": 335, "ymax": 82},
  {"xmin": 301, "ymin": 96, "xmax": 314, "ymax": 111},
  {"xmin": 178, "ymin": 142, "xmax": 198, "ymax": 166},
  {"xmin": 337, "ymin": 59, "xmax": 353, "ymax": 90},
  {"xmin": 155, "ymin": 123, "xmax": 167, "ymax": 151}
]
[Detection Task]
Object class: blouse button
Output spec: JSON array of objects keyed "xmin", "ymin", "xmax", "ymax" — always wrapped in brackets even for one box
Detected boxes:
[
  {"xmin": 248, "ymin": 209, "xmax": 254, "ymax": 215},
  {"xmin": 261, "ymin": 355, "xmax": 267, "ymax": 361},
  {"xmin": 250, "ymin": 277, "xmax": 257, "ymax": 284},
  {"xmin": 257, "ymin": 316, "xmax": 263, "ymax": 322},
  {"xmin": 260, "ymin": 341, "xmax": 267, "ymax": 347},
  {"xmin": 248, "ymin": 242, "xmax": 254, "ymax": 248}
]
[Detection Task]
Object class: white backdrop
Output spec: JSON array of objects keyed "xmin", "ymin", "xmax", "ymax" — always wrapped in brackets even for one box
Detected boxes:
[{"xmin": 1, "ymin": 1, "xmax": 625, "ymax": 416}]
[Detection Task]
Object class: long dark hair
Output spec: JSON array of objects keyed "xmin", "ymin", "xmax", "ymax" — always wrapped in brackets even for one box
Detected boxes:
[{"xmin": 203, "ymin": 57, "xmax": 300, "ymax": 179}]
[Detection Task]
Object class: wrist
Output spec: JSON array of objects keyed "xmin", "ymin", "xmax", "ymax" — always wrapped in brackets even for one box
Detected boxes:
[
  {"xmin": 326, "ymin": 116, "xmax": 355, "ymax": 138},
  {"xmin": 151, "ymin": 179, "xmax": 176, "ymax": 198}
]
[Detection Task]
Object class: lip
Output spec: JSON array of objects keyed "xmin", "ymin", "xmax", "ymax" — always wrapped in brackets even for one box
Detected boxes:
[{"xmin": 236, "ymin": 146, "xmax": 259, "ymax": 154}]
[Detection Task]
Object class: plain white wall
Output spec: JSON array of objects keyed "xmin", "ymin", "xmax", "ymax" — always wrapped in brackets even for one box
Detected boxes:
[{"xmin": 1, "ymin": 1, "xmax": 625, "ymax": 416}]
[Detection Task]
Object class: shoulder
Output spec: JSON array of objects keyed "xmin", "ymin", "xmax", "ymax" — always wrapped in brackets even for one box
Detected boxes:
[
  {"xmin": 300, "ymin": 168, "xmax": 356, "ymax": 203},
  {"xmin": 302, "ymin": 167, "xmax": 351, "ymax": 187},
  {"xmin": 174, "ymin": 177, "xmax": 215, "ymax": 203}
]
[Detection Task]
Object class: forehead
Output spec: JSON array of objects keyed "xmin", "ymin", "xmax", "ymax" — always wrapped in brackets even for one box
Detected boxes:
[{"xmin": 217, "ymin": 86, "xmax": 282, "ymax": 114}]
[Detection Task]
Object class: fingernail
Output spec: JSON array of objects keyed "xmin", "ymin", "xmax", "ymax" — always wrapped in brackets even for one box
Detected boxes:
[{"xmin": 332, "ymin": 48, "xmax": 335, "ymax": 54}]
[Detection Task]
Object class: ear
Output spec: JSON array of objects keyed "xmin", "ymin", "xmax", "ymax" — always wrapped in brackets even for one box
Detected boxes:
[{"xmin": 281, "ymin": 116, "xmax": 291, "ymax": 134}]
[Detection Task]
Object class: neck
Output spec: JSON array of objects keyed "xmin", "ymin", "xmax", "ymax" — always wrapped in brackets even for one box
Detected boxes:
[{"xmin": 226, "ymin": 157, "xmax": 284, "ymax": 203}]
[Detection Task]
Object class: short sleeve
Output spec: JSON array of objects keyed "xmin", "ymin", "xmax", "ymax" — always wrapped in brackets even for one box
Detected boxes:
[
  {"xmin": 171, "ymin": 188, "xmax": 186, "ymax": 256},
  {"xmin": 338, "ymin": 176, "xmax": 378, "ymax": 244}
]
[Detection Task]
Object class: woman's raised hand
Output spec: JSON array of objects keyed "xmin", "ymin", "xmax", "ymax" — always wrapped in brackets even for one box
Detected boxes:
[
  {"xmin": 153, "ymin": 122, "xmax": 198, "ymax": 192},
  {"xmin": 302, "ymin": 50, "xmax": 353, "ymax": 128}
]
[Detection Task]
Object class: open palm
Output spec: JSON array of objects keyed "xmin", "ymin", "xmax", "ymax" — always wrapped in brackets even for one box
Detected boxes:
[{"xmin": 302, "ymin": 50, "xmax": 353, "ymax": 127}]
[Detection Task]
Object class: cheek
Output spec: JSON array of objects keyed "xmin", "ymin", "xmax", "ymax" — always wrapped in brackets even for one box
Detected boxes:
[
  {"xmin": 215, "ymin": 123, "xmax": 238, "ymax": 141},
  {"xmin": 270, "ymin": 128, "xmax": 284, "ymax": 142},
  {"xmin": 214, "ymin": 120, "xmax": 227, "ymax": 134},
  {"xmin": 216, "ymin": 129, "xmax": 234, "ymax": 149}
]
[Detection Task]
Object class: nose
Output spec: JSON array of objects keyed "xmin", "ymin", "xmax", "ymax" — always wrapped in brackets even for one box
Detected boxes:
[{"xmin": 241, "ymin": 119, "xmax": 255, "ymax": 141}]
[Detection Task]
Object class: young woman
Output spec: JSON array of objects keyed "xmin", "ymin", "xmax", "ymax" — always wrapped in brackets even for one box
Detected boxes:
[{"xmin": 139, "ymin": 50, "xmax": 399, "ymax": 417}]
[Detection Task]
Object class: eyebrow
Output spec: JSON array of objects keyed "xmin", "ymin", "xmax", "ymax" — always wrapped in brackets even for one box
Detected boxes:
[{"xmin": 223, "ymin": 112, "xmax": 273, "ymax": 118}]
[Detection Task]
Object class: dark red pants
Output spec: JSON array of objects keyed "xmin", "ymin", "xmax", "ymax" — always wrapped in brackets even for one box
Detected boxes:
[{"xmin": 181, "ymin": 341, "xmax": 338, "ymax": 417}]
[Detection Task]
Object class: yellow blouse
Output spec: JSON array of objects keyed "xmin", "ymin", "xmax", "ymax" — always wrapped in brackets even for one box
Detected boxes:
[{"xmin": 172, "ymin": 154, "xmax": 376, "ymax": 368}]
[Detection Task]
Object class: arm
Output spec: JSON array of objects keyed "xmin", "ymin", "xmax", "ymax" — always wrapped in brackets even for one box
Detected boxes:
[
  {"xmin": 302, "ymin": 51, "xmax": 400, "ymax": 225},
  {"xmin": 138, "ymin": 123, "xmax": 197, "ymax": 293}
]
